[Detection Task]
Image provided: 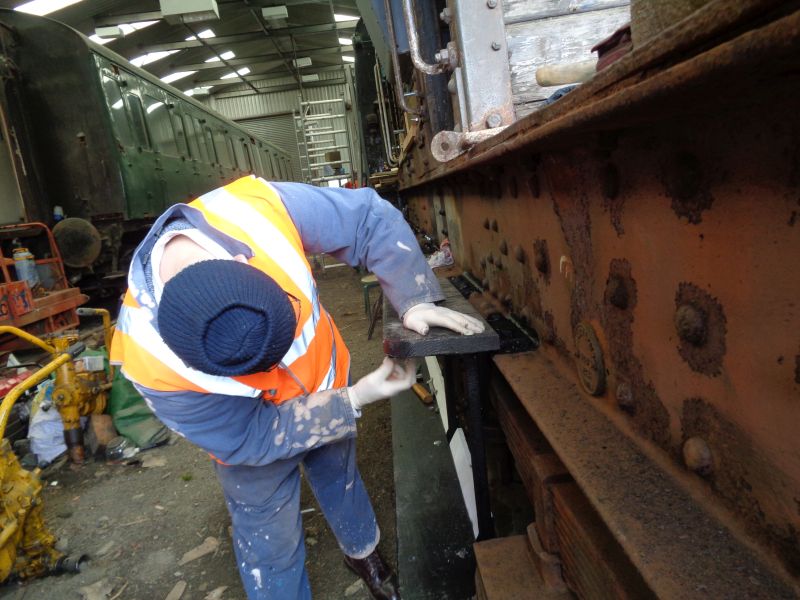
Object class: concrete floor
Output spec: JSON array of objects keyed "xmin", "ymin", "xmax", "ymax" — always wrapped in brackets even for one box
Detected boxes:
[{"xmin": 1, "ymin": 266, "xmax": 395, "ymax": 600}]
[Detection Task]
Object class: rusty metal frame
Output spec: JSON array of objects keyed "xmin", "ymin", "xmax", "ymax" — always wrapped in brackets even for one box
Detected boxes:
[{"xmin": 396, "ymin": 1, "xmax": 800, "ymax": 593}]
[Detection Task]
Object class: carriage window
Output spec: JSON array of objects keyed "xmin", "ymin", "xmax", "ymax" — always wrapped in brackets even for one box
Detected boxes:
[
  {"xmin": 233, "ymin": 140, "xmax": 247, "ymax": 171},
  {"xmin": 249, "ymin": 145, "xmax": 262, "ymax": 174},
  {"xmin": 226, "ymin": 138, "xmax": 237, "ymax": 169},
  {"xmin": 263, "ymin": 150, "xmax": 274, "ymax": 178},
  {"xmin": 182, "ymin": 115, "xmax": 199, "ymax": 159},
  {"xmin": 213, "ymin": 130, "xmax": 233, "ymax": 167},
  {"xmin": 171, "ymin": 112, "xmax": 189, "ymax": 157},
  {"xmin": 100, "ymin": 73, "xmax": 133, "ymax": 147},
  {"xmin": 125, "ymin": 94, "xmax": 149, "ymax": 148},
  {"xmin": 144, "ymin": 94, "xmax": 178, "ymax": 156},
  {"xmin": 203, "ymin": 127, "xmax": 219, "ymax": 165}
]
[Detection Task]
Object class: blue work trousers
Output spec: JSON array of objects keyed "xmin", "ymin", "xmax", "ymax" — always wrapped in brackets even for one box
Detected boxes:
[{"xmin": 214, "ymin": 437, "xmax": 379, "ymax": 599}]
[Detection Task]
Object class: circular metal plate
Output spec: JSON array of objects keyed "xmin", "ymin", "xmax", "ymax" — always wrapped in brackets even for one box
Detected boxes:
[{"xmin": 574, "ymin": 321, "xmax": 606, "ymax": 396}]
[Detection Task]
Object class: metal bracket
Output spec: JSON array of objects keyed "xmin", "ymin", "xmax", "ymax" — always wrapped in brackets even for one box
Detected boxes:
[
  {"xmin": 431, "ymin": 127, "xmax": 508, "ymax": 162},
  {"xmin": 449, "ymin": 0, "xmax": 514, "ymax": 131}
]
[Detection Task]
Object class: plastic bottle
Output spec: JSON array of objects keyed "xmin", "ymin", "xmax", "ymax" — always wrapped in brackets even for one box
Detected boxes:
[{"xmin": 13, "ymin": 247, "xmax": 41, "ymax": 289}]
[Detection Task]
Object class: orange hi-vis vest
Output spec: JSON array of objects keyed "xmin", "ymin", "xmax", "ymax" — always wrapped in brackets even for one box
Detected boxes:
[{"xmin": 110, "ymin": 176, "xmax": 350, "ymax": 403}]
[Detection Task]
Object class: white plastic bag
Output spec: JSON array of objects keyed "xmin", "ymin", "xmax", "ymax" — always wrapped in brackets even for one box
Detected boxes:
[{"xmin": 28, "ymin": 381, "xmax": 67, "ymax": 464}]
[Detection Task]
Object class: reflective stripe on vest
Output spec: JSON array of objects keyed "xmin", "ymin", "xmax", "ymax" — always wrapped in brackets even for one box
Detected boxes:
[{"xmin": 110, "ymin": 176, "xmax": 350, "ymax": 402}]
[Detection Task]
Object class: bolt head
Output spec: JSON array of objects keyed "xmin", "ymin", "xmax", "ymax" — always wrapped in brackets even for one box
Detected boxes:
[
  {"xmin": 487, "ymin": 0, "xmax": 498, "ymax": 7},
  {"xmin": 491, "ymin": 41, "xmax": 501, "ymax": 51},
  {"xmin": 485, "ymin": 113, "xmax": 503, "ymax": 128},
  {"xmin": 675, "ymin": 304, "xmax": 707, "ymax": 346},
  {"xmin": 683, "ymin": 437, "xmax": 714, "ymax": 477}
]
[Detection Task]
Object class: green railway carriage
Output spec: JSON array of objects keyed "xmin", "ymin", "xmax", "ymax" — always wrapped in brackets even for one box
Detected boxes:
[{"xmin": 0, "ymin": 9, "xmax": 294, "ymax": 295}]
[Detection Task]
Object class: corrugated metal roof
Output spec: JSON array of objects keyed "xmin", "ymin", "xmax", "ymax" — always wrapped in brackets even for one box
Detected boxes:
[{"xmin": 1, "ymin": 0, "xmax": 361, "ymax": 98}]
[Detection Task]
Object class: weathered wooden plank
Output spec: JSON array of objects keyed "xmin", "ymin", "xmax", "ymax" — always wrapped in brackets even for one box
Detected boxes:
[
  {"xmin": 491, "ymin": 378, "xmax": 571, "ymax": 553},
  {"xmin": 474, "ymin": 535, "xmax": 570, "ymax": 600},
  {"xmin": 503, "ymin": 0, "xmax": 630, "ymax": 26},
  {"xmin": 552, "ymin": 481, "xmax": 655, "ymax": 600},
  {"xmin": 383, "ymin": 277, "xmax": 499, "ymax": 358},
  {"xmin": 506, "ymin": 6, "xmax": 630, "ymax": 109},
  {"xmin": 493, "ymin": 352, "xmax": 796, "ymax": 599}
]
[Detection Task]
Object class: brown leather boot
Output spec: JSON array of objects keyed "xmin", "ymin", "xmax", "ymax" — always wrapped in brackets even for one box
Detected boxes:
[{"xmin": 343, "ymin": 550, "xmax": 400, "ymax": 600}]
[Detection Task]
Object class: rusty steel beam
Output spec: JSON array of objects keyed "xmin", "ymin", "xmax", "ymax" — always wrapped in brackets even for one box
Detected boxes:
[{"xmin": 398, "ymin": 2, "xmax": 800, "ymax": 594}]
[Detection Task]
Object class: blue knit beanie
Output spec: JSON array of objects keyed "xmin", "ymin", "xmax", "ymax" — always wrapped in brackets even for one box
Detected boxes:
[{"xmin": 158, "ymin": 260, "xmax": 297, "ymax": 376}]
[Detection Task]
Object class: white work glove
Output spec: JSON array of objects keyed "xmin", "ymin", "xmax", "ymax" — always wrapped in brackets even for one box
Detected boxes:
[
  {"xmin": 402, "ymin": 302, "xmax": 485, "ymax": 336},
  {"xmin": 348, "ymin": 357, "xmax": 418, "ymax": 411}
]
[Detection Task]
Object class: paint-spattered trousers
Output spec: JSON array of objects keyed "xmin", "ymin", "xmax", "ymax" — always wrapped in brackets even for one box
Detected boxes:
[{"xmin": 214, "ymin": 437, "xmax": 379, "ymax": 599}]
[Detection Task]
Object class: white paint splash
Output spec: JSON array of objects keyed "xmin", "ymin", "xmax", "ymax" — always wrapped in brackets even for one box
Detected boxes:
[
  {"xmin": 415, "ymin": 274, "xmax": 426, "ymax": 287},
  {"xmin": 251, "ymin": 568, "xmax": 262, "ymax": 588},
  {"xmin": 396, "ymin": 241, "xmax": 412, "ymax": 251}
]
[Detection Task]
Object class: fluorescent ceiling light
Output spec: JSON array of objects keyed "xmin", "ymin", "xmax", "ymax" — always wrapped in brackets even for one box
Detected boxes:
[
  {"xmin": 220, "ymin": 67, "xmax": 250, "ymax": 79},
  {"xmin": 89, "ymin": 34, "xmax": 113, "ymax": 45},
  {"xmin": 185, "ymin": 85, "xmax": 213, "ymax": 96},
  {"xmin": 130, "ymin": 50, "xmax": 179, "ymax": 67},
  {"xmin": 14, "ymin": 0, "xmax": 85, "ymax": 16},
  {"xmin": 185, "ymin": 28, "xmax": 215, "ymax": 40},
  {"xmin": 111, "ymin": 99, "xmax": 124, "ymax": 109},
  {"xmin": 95, "ymin": 26, "xmax": 122, "ymax": 38},
  {"xmin": 161, "ymin": 70, "xmax": 197, "ymax": 84},
  {"xmin": 338, "ymin": 37, "xmax": 352, "ymax": 46},
  {"xmin": 161, "ymin": 0, "xmax": 219, "ymax": 25},
  {"xmin": 118, "ymin": 20, "xmax": 158, "ymax": 35},
  {"xmin": 293, "ymin": 57, "xmax": 312, "ymax": 68},
  {"xmin": 334, "ymin": 13, "xmax": 357, "ymax": 22},
  {"xmin": 342, "ymin": 55, "xmax": 355, "ymax": 63},
  {"xmin": 146, "ymin": 100, "xmax": 165, "ymax": 114},
  {"xmin": 301, "ymin": 74, "xmax": 319, "ymax": 82},
  {"xmin": 205, "ymin": 50, "xmax": 235, "ymax": 62}
]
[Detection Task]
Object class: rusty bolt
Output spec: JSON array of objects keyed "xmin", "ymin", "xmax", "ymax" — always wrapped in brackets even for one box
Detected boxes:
[
  {"xmin": 483, "ymin": 218, "xmax": 490, "ymax": 230},
  {"xmin": 683, "ymin": 437, "xmax": 714, "ymax": 477},
  {"xmin": 499, "ymin": 240, "xmax": 508, "ymax": 255},
  {"xmin": 490, "ymin": 219, "xmax": 499, "ymax": 232},
  {"xmin": 607, "ymin": 276, "xmax": 629, "ymax": 309},
  {"xmin": 491, "ymin": 41, "xmax": 501, "ymax": 51},
  {"xmin": 675, "ymin": 304, "xmax": 707, "ymax": 346},
  {"xmin": 514, "ymin": 245, "xmax": 526, "ymax": 263},
  {"xmin": 485, "ymin": 113, "xmax": 503, "ymax": 129},
  {"xmin": 615, "ymin": 382, "xmax": 634, "ymax": 411},
  {"xmin": 502, "ymin": 294, "xmax": 513, "ymax": 307},
  {"xmin": 438, "ymin": 209, "xmax": 446, "ymax": 216},
  {"xmin": 481, "ymin": 278, "xmax": 490, "ymax": 289},
  {"xmin": 487, "ymin": 0, "xmax": 498, "ymax": 7},
  {"xmin": 533, "ymin": 243, "xmax": 549, "ymax": 275}
]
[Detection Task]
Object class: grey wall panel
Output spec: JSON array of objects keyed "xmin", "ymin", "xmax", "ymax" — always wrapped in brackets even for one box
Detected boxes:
[{"xmin": 236, "ymin": 114, "xmax": 301, "ymax": 182}]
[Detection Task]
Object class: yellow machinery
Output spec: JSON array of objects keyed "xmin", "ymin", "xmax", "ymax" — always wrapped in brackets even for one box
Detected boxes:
[{"xmin": 0, "ymin": 311, "xmax": 111, "ymax": 580}]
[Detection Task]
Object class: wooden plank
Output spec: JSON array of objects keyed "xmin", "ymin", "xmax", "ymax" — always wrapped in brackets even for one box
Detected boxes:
[
  {"xmin": 383, "ymin": 277, "xmax": 499, "ymax": 358},
  {"xmin": 552, "ymin": 482, "xmax": 654, "ymax": 600},
  {"xmin": 503, "ymin": 0, "xmax": 630, "ymax": 25},
  {"xmin": 493, "ymin": 352, "xmax": 796, "ymax": 599},
  {"xmin": 506, "ymin": 6, "xmax": 631, "ymax": 110},
  {"xmin": 474, "ymin": 535, "xmax": 570, "ymax": 600},
  {"xmin": 491, "ymin": 378, "xmax": 571, "ymax": 553}
]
